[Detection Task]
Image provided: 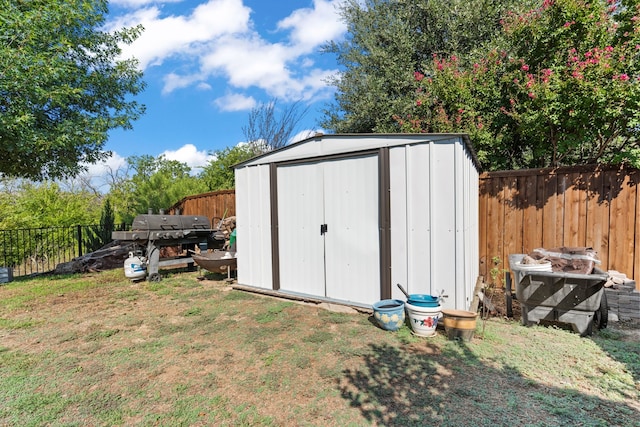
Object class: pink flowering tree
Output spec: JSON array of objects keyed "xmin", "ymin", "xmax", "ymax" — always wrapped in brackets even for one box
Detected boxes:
[
  {"xmin": 395, "ymin": 52, "xmax": 512, "ymax": 168},
  {"xmin": 398, "ymin": 0, "xmax": 640, "ymax": 170}
]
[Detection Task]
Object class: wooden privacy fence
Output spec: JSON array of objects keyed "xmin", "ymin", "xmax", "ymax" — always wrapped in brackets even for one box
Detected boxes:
[
  {"xmin": 479, "ymin": 164, "xmax": 640, "ymax": 289},
  {"xmin": 168, "ymin": 189, "xmax": 236, "ymax": 224}
]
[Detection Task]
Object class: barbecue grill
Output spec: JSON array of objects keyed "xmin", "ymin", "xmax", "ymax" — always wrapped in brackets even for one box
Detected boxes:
[{"xmin": 112, "ymin": 214, "xmax": 223, "ymax": 281}]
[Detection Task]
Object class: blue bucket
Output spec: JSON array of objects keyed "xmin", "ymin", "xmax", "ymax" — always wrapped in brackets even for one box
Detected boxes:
[{"xmin": 407, "ymin": 294, "xmax": 440, "ymax": 307}]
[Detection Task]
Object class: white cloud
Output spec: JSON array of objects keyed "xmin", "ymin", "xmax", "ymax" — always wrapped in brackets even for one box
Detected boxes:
[
  {"xmin": 80, "ymin": 153, "xmax": 128, "ymax": 186},
  {"xmin": 85, "ymin": 153, "xmax": 128, "ymax": 177},
  {"xmin": 196, "ymin": 82, "xmax": 212, "ymax": 90},
  {"xmin": 214, "ymin": 93, "xmax": 256, "ymax": 112},
  {"xmin": 291, "ymin": 129, "xmax": 318, "ymax": 143},
  {"xmin": 108, "ymin": 0, "xmax": 251, "ymax": 69},
  {"xmin": 161, "ymin": 144, "xmax": 214, "ymax": 170},
  {"xmin": 72, "ymin": 146, "xmax": 213, "ymax": 192},
  {"xmin": 200, "ymin": 34, "xmax": 338, "ymax": 101},
  {"xmin": 201, "ymin": 35, "xmax": 294, "ymax": 92},
  {"xmin": 277, "ymin": 0, "xmax": 346, "ymax": 51},
  {"xmin": 299, "ymin": 68, "xmax": 339, "ymax": 100},
  {"xmin": 107, "ymin": 0, "xmax": 347, "ymax": 100},
  {"xmin": 162, "ymin": 72, "xmax": 202, "ymax": 94}
]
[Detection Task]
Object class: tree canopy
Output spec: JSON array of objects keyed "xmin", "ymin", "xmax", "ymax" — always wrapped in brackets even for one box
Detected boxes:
[
  {"xmin": 0, "ymin": 0, "xmax": 146, "ymax": 180},
  {"xmin": 200, "ymin": 144, "xmax": 261, "ymax": 192},
  {"xmin": 325, "ymin": 0, "xmax": 640, "ymax": 170},
  {"xmin": 108, "ymin": 155, "xmax": 207, "ymax": 223},
  {"xmin": 321, "ymin": 0, "xmax": 526, "ymax": 134},
  {"xmin": 0, "ymin": 180, "xmax": 100, "ymax": 229},
  {"xmin": 396, "ymin": 0, "xmax": 640, "ymax": 170}
]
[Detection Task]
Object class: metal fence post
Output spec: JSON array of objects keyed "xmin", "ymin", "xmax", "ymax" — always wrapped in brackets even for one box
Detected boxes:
[{"xmin": 77, "ymin": 225, "xmax": 83, "ymax": 257}]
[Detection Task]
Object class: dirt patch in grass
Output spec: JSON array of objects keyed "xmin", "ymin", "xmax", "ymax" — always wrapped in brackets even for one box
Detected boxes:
[{"xmin": 1, "ymin": 271, "xmax": 639, "ymax": 426}]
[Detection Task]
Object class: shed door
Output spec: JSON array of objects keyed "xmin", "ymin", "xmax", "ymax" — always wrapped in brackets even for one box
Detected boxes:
[
  {"xmin": 277, "ymin": 155, "xmax": 380, "ymax": 305},
  {"xmin": 276, "ymin": 162, "xmax": 326, "ymax": 297},
  {"xmin": 323, "ymin": 155, "xmax": 380, "ymax": 304}
]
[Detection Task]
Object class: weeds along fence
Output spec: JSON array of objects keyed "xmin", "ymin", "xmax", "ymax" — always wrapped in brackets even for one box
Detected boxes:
[
  {"xmin": 0, "ymin": 224, "xmax": 127, "ymax": 277},
  {"xmin": 479, "ymin": 164, "xmax": 640, "ymax": 290}
]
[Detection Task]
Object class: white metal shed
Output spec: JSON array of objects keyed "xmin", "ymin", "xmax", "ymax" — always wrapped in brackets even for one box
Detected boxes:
[{"xmin": 234, "ymin": 133, "xmax": 480, "ymax": 310}]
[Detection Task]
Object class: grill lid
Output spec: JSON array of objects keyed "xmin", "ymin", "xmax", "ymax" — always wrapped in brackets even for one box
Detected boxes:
[
  {"xmin": 112, "ymin": 214, "xmax": 214, "ymax": 242},
  {"xmin": 131, "ymin": 214, "xmax": 211, "ymax": 231}
]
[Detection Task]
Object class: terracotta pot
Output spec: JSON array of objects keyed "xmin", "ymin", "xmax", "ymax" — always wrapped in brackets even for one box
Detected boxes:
[{"xmin": 441, "ymin": 309, "xmax": 478, "ymax": 342}]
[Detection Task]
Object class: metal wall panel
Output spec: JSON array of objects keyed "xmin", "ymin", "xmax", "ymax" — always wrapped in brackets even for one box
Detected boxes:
[
  {"xmin": 405, "ymin": 144, "xmax": 433, "ymax": 296},
  {"xmin": 235, "ymin": 167, "xmax": 250, "ymax": 284},
  {"xmin": 467, "ymin": 150, "xmax": 480, "ymax": 305},
  {"xmin": 454, "ymin": 141, "xmax": 467, "ymax": 309},
  {"xmin": 430, "ymin": 142, "xmax": 458, "ymax": 307},
  {"xmin": 236, "ymin": 165, "xmax": 272, "ymax": 289},
  {"xmin": 390, "ymin": 139, "xmax": 478, "ymax": 311},
  {"xmin": 324, "ymin": 155, "xmax": 380, "ymax": 305},
  {"xmin": 389, "ymin": 147, "xmax": 409, "ymax": 301},
  {"xmin": 277, "ymin": 162, "xmax": 326, "ymax": 296}
]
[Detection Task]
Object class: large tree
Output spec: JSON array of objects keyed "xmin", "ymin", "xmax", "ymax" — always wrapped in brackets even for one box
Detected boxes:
[
  {"xmin": 321, "ymin": 0, "xmax": 526, "ymax": 133},
  {"xmin": 0, "ymin": 0, "xmax": 145, "ymax": 181},
  {"xmin": 200, "ymin": 144, "xmax": 261, "ymax": 192},
  {"xmin": 398, "ymin": 0, "xmax": 640, "ymax": 170}
]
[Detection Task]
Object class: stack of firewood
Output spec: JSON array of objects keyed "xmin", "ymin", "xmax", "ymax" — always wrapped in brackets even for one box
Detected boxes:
[
  {"xmin": 55, "ymin": 241, "xmax": 133, "ymax": 274},
  {"xmin": 217, "ymin": 216, "xmax": 236, "ymax": 249}
]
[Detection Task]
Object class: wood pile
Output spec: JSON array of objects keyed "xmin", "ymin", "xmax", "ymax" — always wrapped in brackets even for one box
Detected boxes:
[
  {"xmin": 54, "ymin": 241, "xmax": 132, "ymax": 274},
  {"xmin": 160, "ymin": 246, "xmax": 182, "ymax": 258},
  {"xmin": 215, "ymin": 216, "xmax": 236, "ymax": 250}
]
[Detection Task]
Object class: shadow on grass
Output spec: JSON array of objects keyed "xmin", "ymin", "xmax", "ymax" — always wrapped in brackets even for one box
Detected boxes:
[
  {"xmin": 195, "ymin": 269, "xmax": 236, "ymax": 282},
  {"xmin": 338, "ymin": 340, "xmax": 639, "ymax": 426},
  {"xmin": 592, "ymin": 326, "xmax": 640, "ymax": 387}
]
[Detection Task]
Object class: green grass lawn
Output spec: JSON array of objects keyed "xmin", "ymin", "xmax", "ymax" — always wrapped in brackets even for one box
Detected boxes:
[{"xmin": 1, "ymin": 270, "xmax": 639, "ymax": 426}]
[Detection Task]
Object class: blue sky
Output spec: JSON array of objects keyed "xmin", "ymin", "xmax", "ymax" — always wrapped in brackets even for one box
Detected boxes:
[{"xmin": 85, "ymin": 0, "xmax": 346, "ymax": 184}]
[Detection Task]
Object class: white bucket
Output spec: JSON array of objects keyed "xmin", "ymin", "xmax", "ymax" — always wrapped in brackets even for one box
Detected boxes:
[
  {"xmin": 405, "ymin": 301, "xmax": 442, "ymax": 337},
  {"xmin": 512, "ymin": 260, "xmax": 552, "ymax": 286},
  {"xmin": 514, "ymin": 261, "xmax": 552, "ymax": 271}
]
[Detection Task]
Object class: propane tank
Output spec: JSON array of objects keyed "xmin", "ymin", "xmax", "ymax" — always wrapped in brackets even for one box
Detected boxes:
[{"xmin": 124, "ymin": 251, "xmax": 146, "ymax": 280}]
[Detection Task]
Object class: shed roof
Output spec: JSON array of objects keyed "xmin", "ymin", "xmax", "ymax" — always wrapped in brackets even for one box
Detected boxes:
[{"xmin": 234, "ymin": 133, "xmax": 481, "ymax": 171}]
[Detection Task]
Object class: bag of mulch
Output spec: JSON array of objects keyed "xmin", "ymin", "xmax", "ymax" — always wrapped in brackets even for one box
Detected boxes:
[{"xmin": 529, "ymin": 247, "xmax": 601, "ymax": 274}]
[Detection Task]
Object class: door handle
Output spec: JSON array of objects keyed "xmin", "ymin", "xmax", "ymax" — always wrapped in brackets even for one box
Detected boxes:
[{"xmin": 320, "ymin": 224, "xmax": 328, "ymax": 235}]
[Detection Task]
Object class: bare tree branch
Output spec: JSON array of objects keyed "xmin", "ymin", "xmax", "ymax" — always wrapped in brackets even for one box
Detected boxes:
[{"xmin": 242, "ymin": 99, "xmax": 311, "ymax": 152}]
